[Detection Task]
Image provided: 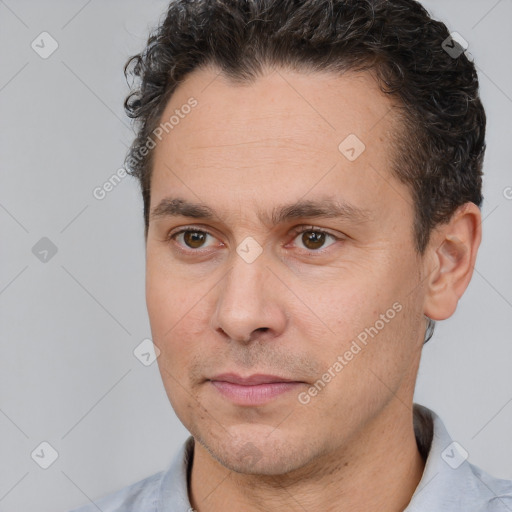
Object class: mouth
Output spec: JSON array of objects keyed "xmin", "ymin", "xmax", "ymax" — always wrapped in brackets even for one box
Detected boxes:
[{"xmin": 208, "ymin": 373, "xmax": 304, "ymax": 406}]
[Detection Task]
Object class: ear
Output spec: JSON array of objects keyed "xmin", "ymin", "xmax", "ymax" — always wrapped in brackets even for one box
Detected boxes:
[{"xmin": 423, "ymin": 202, "xmax": 482, "ymax": 321}]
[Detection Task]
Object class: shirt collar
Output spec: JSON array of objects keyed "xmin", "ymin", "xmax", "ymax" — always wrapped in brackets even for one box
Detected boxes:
[
  {"xmin": 406, "ymin": 404, "xmax": 511, "ymax": 511},
  {"xmin": 157, "ymin": 435, "xmax": 194, "ymax": 512}
]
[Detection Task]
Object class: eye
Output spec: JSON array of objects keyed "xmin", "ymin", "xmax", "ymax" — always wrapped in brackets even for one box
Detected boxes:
[
  {"xmin": 289, "ymin": 227, "xmax": 339, "ymax": 251},
  {"xmin": 169, "ymin": 228, "xmax": 219, "ymax": 250},
  {"xmin": 166, "ymin": 226, "xmax": 341, "ymax": 254}
]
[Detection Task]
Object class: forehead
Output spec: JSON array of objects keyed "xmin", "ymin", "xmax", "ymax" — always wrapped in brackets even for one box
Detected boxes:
[
  {"xmin": 158, "ymin": 65, "xmax": 397, "ymax": 153},
  {"xmin": 149, "ymin": 66, "xmax": 410, "ymax": 224}
]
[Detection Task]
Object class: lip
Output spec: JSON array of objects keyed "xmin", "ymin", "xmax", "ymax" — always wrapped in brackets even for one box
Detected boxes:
[
  {"xmin": 210, "ymin": 373, "xmax": 300, "ymax": 385},
  {"xmin": 209, "ymin": 373, "xmax": 303, "ymax": 406}
]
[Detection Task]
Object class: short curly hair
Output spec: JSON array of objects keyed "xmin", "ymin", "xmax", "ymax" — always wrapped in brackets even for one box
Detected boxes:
[{"xmin": 124, "ymin": 0, "xmax": 486, "ymax": 253}]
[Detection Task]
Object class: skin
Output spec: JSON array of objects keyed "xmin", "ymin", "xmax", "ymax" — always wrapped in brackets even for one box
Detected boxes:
[{"xmin": 145, "ymin": 64, "xmax": 482, "ymax": 512}]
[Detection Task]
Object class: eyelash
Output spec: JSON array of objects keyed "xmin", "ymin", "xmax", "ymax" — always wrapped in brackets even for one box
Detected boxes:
[{"xmin": 166, "ymin": 225, "xmax": 341, "ymax": 254}]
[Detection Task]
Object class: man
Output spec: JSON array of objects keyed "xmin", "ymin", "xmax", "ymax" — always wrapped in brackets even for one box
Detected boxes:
[{"xmin": 71, "ymin": 0, "xmax": 512, "ymax": 510}]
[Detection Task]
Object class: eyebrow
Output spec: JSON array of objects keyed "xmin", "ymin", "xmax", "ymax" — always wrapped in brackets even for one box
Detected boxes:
[{"xmin": 150, "ymin": 196, "xmax": 372, "ymax": 226}]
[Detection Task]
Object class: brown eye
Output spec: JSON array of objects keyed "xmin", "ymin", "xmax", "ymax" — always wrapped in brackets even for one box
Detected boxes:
[
  {"xmin": 291, "ymin": 228, "xmax": 338, "ymax": 251},
  {"xmin": 171, "ymin": 229, "xmax": 215, "ymax": 250},
  {"xmin": 183, "ymin": 231, "xmax": 207, "ymax": 248},
  {"xmin": 302, "ymin": 231, "xmax": 326, "ymax": 250}
]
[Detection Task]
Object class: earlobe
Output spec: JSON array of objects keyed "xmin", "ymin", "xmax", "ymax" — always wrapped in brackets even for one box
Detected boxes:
[{"xmin": 423, "ymin": 202, "xmax": 482, "ymax": 321}]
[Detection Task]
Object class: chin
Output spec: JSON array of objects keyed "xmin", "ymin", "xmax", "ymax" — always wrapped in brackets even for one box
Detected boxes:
[{"xmin": 195, "ymin": 424, "xmax": 316, "ymax": 476}]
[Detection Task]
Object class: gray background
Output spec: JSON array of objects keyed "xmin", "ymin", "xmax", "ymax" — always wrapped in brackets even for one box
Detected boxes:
[{"xmin": 0, "ymin": 1, "xmax": 510, "ymax": 511}]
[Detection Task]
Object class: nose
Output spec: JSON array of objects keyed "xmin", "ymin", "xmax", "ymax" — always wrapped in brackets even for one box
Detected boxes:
[{"xmin": 211, "ymin": 253, "xmax": 288, "ymax": 344}]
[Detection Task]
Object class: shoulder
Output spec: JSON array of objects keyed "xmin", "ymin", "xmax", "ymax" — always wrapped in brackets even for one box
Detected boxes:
[
  {"xmin": 468, "ymin": 463, "xmax": 512, "ymax": 512},
  {"xmin": 68, "ymin": 470, "xmax": 164, "ymax": 512},
  {"xmin": 68, "ymin": 436, "xmax": 195, "ymax": 512},
  {"xmin": 410, "ymin": 405, "xmax": 512, "ymax": 512}
]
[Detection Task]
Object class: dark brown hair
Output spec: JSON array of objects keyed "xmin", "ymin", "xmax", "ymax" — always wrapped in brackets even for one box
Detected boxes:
[{"xmin": 123, "ymin": 0, "xmax": 485, "ymax": 253}]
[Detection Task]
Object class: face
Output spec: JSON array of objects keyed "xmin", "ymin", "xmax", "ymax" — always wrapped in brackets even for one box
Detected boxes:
[{"xmin": 146, "ymin": 65, "xmax": 428, "ymax": 476}]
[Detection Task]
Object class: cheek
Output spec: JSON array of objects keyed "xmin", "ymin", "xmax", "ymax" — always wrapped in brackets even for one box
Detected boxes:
[
  {"xmin": 293, "ymin": 271, "xmax": 386, "ymax": 338},
  {"xmin": 295, "ymin": 262, "xmax": 416, "ymax": 366},
  {"xmin": 151, "ymin": 295, "xmax": 207, "ymax": 424},
  {"xmin": 146, "ymin": 253, "xmax": 190, "ymax": 331},
  {"xmin": 146, "ymin": 266, "xmax": 210, "ymax": 361}
]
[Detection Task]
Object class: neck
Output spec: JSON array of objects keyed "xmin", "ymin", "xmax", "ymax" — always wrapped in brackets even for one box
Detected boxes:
[{"xmin": 189, "ymin": 401, "xmax": 425, "ymax": 512}]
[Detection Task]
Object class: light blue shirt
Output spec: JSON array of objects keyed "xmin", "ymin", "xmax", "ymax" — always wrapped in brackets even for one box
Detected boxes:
[{"xmin": 69, "ymin": 404, "xmax": 512, "ymax": 511}]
